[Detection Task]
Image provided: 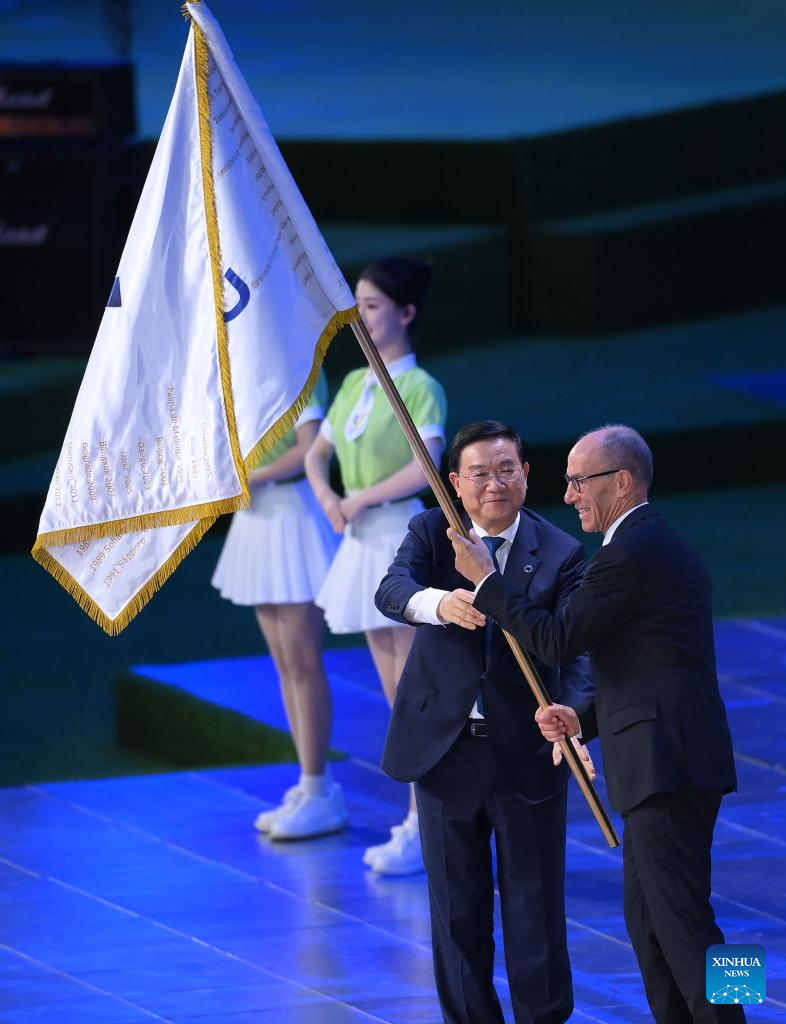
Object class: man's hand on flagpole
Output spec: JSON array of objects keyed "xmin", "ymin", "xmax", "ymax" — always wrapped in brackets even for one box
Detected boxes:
[
  {"xmin": 448, "ymin": 528, "xmax": 495, "ymax": 585},
  {"xmin": 536, "ymin": 703, "xmax": 580, "ymax": 741}
]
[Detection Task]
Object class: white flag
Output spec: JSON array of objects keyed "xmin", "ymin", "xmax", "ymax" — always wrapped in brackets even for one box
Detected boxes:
[{"xmin": 32, "ymin": 1, "xmax": 358, "ymax": 634}]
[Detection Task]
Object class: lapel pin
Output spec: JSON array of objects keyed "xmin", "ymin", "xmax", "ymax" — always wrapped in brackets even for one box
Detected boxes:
[{"xmin": 523, "ymin": 564, "xmax": 534, "ymax": 573}]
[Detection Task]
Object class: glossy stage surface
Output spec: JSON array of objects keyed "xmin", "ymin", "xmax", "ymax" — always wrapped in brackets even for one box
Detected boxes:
[{"xmin": 0, "ymin": 617, "xmax": 785, "ymax": 1022}]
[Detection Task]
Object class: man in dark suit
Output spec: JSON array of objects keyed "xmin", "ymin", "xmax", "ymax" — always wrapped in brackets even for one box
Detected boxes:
[
  {"xmin": 375, "ymin": 420, "xmax": 595, "ymax": 1024},
  {"xmin": 450, "ymin": 424, "xmax": 743, "ymax": 1024}
]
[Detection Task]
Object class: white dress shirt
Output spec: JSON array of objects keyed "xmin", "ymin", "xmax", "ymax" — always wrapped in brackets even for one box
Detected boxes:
[
  {"xmin": 404, "ymin": 512, "xmax": 520, "ymax": 624},
  {"xmin": 404, "ymin": 513, "xmax": 521, "ymax": 719},
  {"xmin": 602, "ymin": 502, "xmax": 649, "ymax": 545}
]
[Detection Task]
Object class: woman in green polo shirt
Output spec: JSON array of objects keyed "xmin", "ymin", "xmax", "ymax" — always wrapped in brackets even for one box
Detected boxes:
[
  {"xmin": 212, "ymin": 373, "xmax": 346, "ymax": 842},
  {"xmin": 305, "ymin": 257, "xmax": 447, "ymax": 876}
]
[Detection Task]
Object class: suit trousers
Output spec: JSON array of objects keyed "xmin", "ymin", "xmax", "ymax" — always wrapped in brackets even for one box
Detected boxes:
[
  {"xmin": 623, "ymin": 789, "xmax": 746, "ymax": 1024},
  {"xmin": 415, "ymin": 729, "xmax": 572, "ymax": 1024}
]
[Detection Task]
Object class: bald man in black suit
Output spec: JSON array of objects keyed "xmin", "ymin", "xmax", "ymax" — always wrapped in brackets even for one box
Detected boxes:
[{"xmin": 451, "ymin": 424, "xmax": 744, "ymax": 1024}]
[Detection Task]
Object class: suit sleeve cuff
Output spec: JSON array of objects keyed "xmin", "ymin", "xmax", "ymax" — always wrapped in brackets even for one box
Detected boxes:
[
  {"xmin": 404, "ymin": 588, "xmax": 449, "ymax": 625},
  {"xmin": 474, "ymin": 570, "xmax": 498, "ymax": 595}
]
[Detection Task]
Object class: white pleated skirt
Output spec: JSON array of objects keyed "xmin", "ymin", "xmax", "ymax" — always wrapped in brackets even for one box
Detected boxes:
[
  {"xmin": 211, "ymin": 478, "xmax": 340, "ymax": 606},
  {"xmin": 316, "ymin": 497, "xmax": 423, "ymax": 634}
]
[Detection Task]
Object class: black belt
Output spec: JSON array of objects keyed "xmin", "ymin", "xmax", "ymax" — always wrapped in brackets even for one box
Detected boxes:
[{"xmin": 461, "ymin": 719, "xmax": 487, "ymax": 738}]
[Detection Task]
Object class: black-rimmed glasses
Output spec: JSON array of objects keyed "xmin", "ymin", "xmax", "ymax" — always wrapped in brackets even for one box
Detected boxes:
[
  {"xmin": 564, "ymin": 469, "xmax": 621, "ymax": 492},
  {"xmin": 456, "ymin": 465, "xmax": 524, "ymax": 487}
]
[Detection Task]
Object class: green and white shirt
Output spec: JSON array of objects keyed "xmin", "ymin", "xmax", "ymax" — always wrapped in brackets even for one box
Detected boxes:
[{"xmin": 321, "ymin": 354, "xmax": 447, "ymax": 492}]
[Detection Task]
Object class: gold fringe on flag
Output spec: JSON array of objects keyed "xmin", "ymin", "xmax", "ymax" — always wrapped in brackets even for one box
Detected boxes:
[
  {"xmin": 31, "ymin": 4, "xmax": 359, "ymax": 636},
  {"xmin": 193, "ymin": 20, "xmax": 250, "ymax": 510}
]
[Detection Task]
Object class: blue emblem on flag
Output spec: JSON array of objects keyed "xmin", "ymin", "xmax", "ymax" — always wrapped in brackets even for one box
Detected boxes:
[{"xmin": 224, "ymin": 267, "xmax": 250, "ymax": 322}]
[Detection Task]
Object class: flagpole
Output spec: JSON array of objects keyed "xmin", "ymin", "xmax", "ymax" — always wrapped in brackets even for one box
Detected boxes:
[{"xmin": 349, "ymin": 318, "xmax": 621, "ymax": 849}]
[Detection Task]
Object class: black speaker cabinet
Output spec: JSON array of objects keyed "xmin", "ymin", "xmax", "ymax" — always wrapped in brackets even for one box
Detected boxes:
[
  {"xmin": 0, "ymin": 141, "xmax": 150, "ymax": 349},
  {"xmin": 0, "ymin": 63, "xmax": 135, "ymax": 142}
]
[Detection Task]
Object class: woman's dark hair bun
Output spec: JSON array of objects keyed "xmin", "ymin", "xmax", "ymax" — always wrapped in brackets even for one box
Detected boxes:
[{"xmin": 358, "ymin": 257, "xmax": 432, "ymax": 333}]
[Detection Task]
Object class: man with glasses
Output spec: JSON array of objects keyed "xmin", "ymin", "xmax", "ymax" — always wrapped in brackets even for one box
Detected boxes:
[
  {"xmin": 450, "ymin": 424, "xmax": 743, "ymax": 1024},
  {"xmin": 375, "ymin": 420, "xmax": 595, "ymax": 1024}
]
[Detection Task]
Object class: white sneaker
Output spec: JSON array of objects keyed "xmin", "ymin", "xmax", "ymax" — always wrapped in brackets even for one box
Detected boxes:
[
  {"xmin": 364, "ymin": 820, "xmax": 424, "ymax": 875},
  {"xmin": 269, "ymin": 784, "xmax": 348, "ymax": 841},
  {"xmin": 362, "ymin": 829, "xmax": 396, "ymax": 866},
  {"xmin": 363, "ymin": 817, "xmax": 417, "ymax": 865},
  {"xmin": 254, "ymin": 784, "xmax": 303, "ymax": 833}
]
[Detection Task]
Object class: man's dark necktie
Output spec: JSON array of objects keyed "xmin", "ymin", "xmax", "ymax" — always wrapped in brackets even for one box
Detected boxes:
[{"xmin": 478, "ymin": 535, "xmax": 505, "ymax": 715}]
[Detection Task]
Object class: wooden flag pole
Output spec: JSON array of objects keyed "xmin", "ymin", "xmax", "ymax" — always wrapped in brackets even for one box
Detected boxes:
[{"xmin": 350, "ymin": 318, "xmax": 621, "ymax": 848}]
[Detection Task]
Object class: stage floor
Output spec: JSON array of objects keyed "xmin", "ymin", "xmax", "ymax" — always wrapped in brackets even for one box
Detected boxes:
[{"xmin": 0, "ymin": 617, "xmax": 784, "ymax": 1022}]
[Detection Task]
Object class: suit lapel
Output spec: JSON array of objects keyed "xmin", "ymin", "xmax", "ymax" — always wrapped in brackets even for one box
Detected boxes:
[
  {"xmin": 502, "ymin": 509, "xmax": 540, "ymax": 591},
  {"xmin": 447, "ymin": 506, "xmax": 542, "ymax": 594}
]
